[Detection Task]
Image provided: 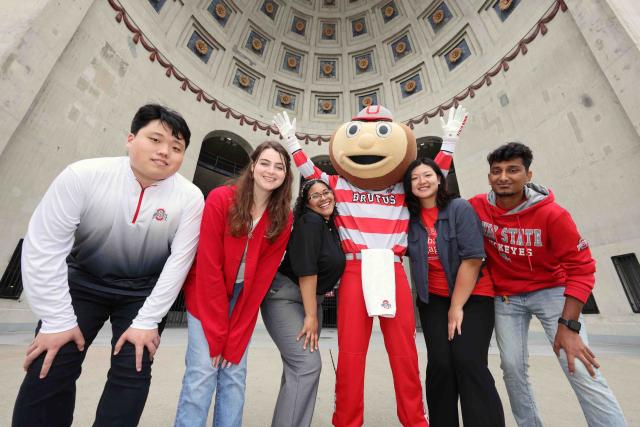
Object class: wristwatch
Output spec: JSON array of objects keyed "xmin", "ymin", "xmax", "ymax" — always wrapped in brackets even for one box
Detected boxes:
[{"xmin": 558, "ymin": 317, "xmax": 581, "ymax": 333}]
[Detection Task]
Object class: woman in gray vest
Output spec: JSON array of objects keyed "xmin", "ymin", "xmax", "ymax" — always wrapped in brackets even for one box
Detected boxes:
[
  {"xmin": 261, "ymin": 179, "xmax": 345, "ymax": 427},
  {"xmin": 404, "ymin": 158, "xmax": 504, "ymax": 427}
]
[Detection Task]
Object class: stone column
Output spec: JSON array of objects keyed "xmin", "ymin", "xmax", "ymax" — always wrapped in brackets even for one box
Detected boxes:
[
  {"xmin": 567, "ymin": 0, "xmax": 640, "ymax": 137},
  {"xmin": 0, "ymin": 0, "xmax": 95, "ymax": 157}
]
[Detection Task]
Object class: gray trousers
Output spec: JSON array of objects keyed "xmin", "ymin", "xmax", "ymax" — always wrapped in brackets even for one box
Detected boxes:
[{"xmin": 261, "ymin": 273, "xmax": 325, "ymax": 427}]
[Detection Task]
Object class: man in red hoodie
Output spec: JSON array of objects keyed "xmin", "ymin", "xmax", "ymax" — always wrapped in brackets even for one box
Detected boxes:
[{"xmin": 458, "ymin": 142, "xmax": 626, "ymax": 426}]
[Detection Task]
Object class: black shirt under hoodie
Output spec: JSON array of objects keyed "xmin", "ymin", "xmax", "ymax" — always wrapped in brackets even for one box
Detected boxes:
[{"xmin": 279, "ymin": 211, "xmax": 346, "ymax": 295}]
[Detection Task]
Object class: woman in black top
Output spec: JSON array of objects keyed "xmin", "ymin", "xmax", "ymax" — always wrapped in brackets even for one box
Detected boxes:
[{"xmin": 261, "ymin": 179, "xmax": 345, "ymax": 427}]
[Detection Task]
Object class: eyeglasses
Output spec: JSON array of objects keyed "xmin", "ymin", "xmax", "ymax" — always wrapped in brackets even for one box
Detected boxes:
[{"xmin": 308, "ymin": 190, "xmax": 332, "ymax": 201}]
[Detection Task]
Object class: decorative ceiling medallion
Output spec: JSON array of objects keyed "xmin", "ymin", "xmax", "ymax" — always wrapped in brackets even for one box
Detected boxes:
[
  {"xmin": 108, "ymin": 0, "xmax": 570, "ymax": 140},
  {"xmin": 287, "ymin": 56, "xmax": 298, "ymax": 68},
  {"xmin": 323, "ymin": 25, "xmax": 334, "ymax": 38},
  {"xmin": 353, "ymin": 21, "xmax": 364, "ymax": 33},
  {"xmin": 265, "ymin": 1, "xmax": 274, "ymax": 13},
  {"xmin": 215, "ymin": 3, "xmax": 227, "ymax": 18},
  {"xmin": 280, "ymin": 93, "xmax": 292, "ymax": 105},
  {"xmin": 238, "ymin": 74, "xmax": 250, "ymax": 87},
  {"xmin": 395, "ymin": 41, "xmax": 406, "ymax": 54},
  {"xmin": 195, "ymin": 39, "xmax": 209, "ymax": 55},
  {"xmin": 499, "ymin": 0, "xmax": 513, "ymax": 11},
  {"xmin": 404, "ymin": 80, "xmax": 416, "ymax": 93},
  {"xmin": 448, "ymin": 47, "xmax": 462, "ymax": 63},
  {"xmin": 295, "ymin": 20, "xmax": 305, "ymax": 32},
  {"xmin": 251, "ymin": 38, "xmax": 263, "ymax": 51},
  {"xmin": 321, "ymin": 100, "xmax": 333, "ymax": 111},
  {"xmin": 432, "ymin": 9, "xmax": 444, "ymax": 24},
  {"xmin": 357, "ymin": 57, "xmax": 369, "ymax": 70},
  {"xmin": 322, "ymin": 63, "xmax": 334, "ymax": 75},
  {"xmin": 384, "ymin": 5, "xmax": 395, "ymax": 17},
  {"xmin": 362, "ymin": 96, "xmax": 373, "ymax": 106}
]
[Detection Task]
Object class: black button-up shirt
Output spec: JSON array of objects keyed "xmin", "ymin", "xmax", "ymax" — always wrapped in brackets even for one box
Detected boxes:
[{"xmin": 279, "ymin": 211, "xmax": 346, "ymax": 294}]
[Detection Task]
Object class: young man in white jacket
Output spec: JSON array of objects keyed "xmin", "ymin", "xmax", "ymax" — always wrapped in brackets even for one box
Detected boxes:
[{"xmin": 12, "ymin": 104, "xmax": 204, "ymax": 427}]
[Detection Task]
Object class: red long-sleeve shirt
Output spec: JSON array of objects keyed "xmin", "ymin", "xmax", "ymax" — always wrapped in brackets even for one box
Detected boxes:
[
  {"xmin": 435, "ymin": 150, "xmax": 595, "ymax": 303},
  {"xmin": 183, "ymin": 185, "xmax": 292, "ymax": 363}
]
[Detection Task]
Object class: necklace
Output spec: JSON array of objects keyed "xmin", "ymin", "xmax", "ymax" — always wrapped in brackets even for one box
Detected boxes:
[{"xmin": 247, "ymin": 218, "xmax": 255, "ymax": 239}]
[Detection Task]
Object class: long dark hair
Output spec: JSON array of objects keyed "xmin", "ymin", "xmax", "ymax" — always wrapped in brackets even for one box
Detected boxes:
[
  {"xmin": 228, "ymin": 141, "xmax": 293, "ymax": 243},
  {"xmin": 293, "ymin": 179, "xmax": 337, "ymax": 221},
  {"xmin": 403, "ymin": 157, "xmax": 452, "ymax": 217}
]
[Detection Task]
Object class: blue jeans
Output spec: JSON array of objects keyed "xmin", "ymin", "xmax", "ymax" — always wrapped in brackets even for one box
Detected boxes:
[
  {"xmin": 174, "ymin": 282, "xmax": 248, "ymax": 427},
  {"xmin": 494, "ymin": 286, "xmax": 626, "ymax": 427}
]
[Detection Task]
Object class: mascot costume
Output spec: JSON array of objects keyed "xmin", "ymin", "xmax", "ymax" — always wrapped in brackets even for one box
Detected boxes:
[{"xmin": 274, "ymin": 105, "xmax": 467, "ymax": 427}]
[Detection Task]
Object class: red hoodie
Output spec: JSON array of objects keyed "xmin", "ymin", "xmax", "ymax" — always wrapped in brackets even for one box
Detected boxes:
[{"xmin": 468, "ymin": 184, "xmax": 595, "ymax": 303}]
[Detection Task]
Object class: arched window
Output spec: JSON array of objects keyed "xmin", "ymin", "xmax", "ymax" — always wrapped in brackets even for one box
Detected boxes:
[
  {"xmin": 192, "ymin": 131, "xmax": 252, "ymax": 197},
  {"xmin": 167, "ymin": 131, "xmax": 252, "ymax": 327}
]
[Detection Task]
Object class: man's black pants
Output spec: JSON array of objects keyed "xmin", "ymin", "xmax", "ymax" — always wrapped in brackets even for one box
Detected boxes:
[
  {"xmin": 418, "ymin": 293, "xmax": 505, "ymax": 427},
  {"xmin": 12, "ymin": 285, "xmax": 165, "ymax": 427}
]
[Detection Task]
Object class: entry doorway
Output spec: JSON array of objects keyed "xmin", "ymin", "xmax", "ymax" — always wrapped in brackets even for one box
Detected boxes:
[
  {"xmin": 166, "ymin": 131, "xmax": 252, "ymax": 327},
  {"xmin": 192, "ymin": 131, "xmax": 252, "ymax": 197}
]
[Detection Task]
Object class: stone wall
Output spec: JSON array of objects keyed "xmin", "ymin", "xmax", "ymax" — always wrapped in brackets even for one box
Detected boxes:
[{"xmin": 0, "ymin": 0, "xmax": 638, "ymax": 328}]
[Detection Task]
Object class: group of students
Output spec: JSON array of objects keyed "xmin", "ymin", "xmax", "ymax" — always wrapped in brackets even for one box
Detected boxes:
[{"xmin": 11, "ymin": 103, "xmax": 627, "ymax": 427}]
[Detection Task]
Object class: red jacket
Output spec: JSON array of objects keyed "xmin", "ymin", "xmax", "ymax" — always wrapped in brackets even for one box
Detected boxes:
[
  {"xmin": 184, "ymin": 185, "xmax": 292, "ymax": 363},
  {"xmin": 468, "ymin": 185, "xmax": 595, "ymax": 303}
]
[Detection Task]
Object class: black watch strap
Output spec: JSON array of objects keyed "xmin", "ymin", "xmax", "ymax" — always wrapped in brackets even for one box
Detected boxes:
[{"xmin": 558, "ymin": 317, "xmax": 581, "ymax": 333}]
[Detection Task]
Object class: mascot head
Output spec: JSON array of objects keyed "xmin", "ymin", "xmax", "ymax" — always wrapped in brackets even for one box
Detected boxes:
[{"xmin": 329, "ymin": 105, "xmax": 416, "ymax": 190}]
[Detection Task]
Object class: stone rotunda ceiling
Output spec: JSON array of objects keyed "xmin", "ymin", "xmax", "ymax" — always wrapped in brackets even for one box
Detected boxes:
[{"xmin": 111, "ymin": 0, "xmax": 567, "ymax": 140}]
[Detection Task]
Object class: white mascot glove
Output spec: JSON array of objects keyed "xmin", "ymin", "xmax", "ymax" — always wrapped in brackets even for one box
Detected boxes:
[
  {"xmin": 272, "ymin": 111, "xmax": 301, "ymax": 154},
  {"xmin": 439, "ymin": 106, "xmax": 468, "ymax": 154}
]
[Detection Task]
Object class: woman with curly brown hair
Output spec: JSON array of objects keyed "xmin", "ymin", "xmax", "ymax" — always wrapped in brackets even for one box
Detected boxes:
[
  {"xmin": 262, "ymin": 179, "xmax": 345, "ymax": 427},
  {"xmin": 175, "ymin": 141, "xmax": 294, "ymax": 427}
]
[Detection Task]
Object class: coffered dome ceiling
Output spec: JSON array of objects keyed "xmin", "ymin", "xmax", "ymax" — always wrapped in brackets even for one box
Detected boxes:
[{"xmin": 111, "ymin": 0, "xmax": 566, "ymax": 139}]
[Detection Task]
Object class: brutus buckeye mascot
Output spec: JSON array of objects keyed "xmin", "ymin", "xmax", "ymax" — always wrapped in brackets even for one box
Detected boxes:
[{"xmin": 274, "ymin": 105, "xmax": 467, "ymax": 427}]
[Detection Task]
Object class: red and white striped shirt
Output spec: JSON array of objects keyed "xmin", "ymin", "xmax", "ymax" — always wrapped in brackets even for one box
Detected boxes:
[{"xmin": 293, "ymin": 150, "xmax": 452, "ymax": 257}]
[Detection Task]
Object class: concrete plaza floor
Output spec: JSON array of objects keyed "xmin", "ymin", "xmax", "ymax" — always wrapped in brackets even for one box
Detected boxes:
[{"xmin": 1, "ymin": 319, "xmax": 639, "ymax": 426}]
